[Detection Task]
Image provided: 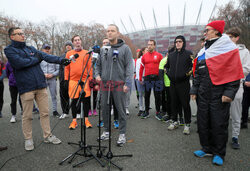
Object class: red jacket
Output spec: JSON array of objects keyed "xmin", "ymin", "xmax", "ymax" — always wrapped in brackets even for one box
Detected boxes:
[{"xmin": 139, "ymin": 51, "xmax": 163, "ymax": 81}]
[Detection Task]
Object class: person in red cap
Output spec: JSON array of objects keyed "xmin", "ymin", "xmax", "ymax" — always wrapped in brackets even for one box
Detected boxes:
[{"xmin": 190, "ymin": 20, "xmax": 244, "ymax": 166}]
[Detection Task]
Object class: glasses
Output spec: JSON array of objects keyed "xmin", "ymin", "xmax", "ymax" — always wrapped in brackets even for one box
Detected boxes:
[
  {"xmin": 204, "ymin": 28, "xmax": 214, "ymax": 33},
  {"xmin": 175, "ymin": 40, "xmax": 183, "ymax": 43},
  {"xmin": 12, "ymin": 33, "xmax": 25, "ymax": 36}
]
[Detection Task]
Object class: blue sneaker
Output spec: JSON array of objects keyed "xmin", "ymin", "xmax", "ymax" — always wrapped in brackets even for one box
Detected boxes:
[
  {"xmin": 194, "ymin": 150, "xmax": 212, "ymax": 158},
  {"xmin": 114, "ymin": 120, "xmax": 119, "ymax": 129},
  {"xmin": 212, "ymin": 155, "xmax": 223, "ymax": 166},
  {"xmin": 97, "ymin": 121, "xmax": 104, "ymax": 128}
]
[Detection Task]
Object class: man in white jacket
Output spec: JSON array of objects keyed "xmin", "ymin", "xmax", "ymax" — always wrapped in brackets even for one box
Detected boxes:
[{"xmin": 227, "ymin": 27, "xmax": 250, "ymax": 149}]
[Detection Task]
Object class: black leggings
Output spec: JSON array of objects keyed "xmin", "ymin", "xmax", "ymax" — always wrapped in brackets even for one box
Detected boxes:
[{"xmin": 71, "ymin": 96, "xmax": 90, "ymax": 118}]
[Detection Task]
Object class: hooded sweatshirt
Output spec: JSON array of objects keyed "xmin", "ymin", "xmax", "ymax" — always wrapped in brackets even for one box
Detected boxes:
[
  {"xmin": 166, "ymin": 35, "xmax": 193, "ymax": 83},
  {"xmin": 95, "ymin": 39, "xmax": 134, "ymax": 88}
]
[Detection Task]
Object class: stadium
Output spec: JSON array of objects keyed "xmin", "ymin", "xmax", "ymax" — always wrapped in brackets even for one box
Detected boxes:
[
  {"xmin": 120, "ymin": 1, "xmax": 217, "ymax": 54},
  {"xmin": 126, "ymin": 25, "xmax": 204, "ymax": 54}
]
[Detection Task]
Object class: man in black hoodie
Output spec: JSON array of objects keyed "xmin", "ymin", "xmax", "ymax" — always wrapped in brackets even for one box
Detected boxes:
[
  {"xmin": 166, "ymin": 35, "xmax": 193, "ymax": 134},
  {"xmin": 59, "ymin": 41, "xmax": 73, "ymax": 119}
]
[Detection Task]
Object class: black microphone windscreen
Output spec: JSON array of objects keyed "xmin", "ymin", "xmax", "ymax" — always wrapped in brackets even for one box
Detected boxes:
[{"xmin": 74, "ymin": 54, "xmax": 79, "ymax": 59}]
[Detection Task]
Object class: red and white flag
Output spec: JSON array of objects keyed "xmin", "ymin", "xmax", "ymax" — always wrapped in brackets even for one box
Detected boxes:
[{"xmin": 197, "ymin": 34, "xmax": 244, "ymax": 85}]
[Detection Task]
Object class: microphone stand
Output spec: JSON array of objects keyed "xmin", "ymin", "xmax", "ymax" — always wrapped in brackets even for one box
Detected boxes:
[
  {"xmin": 101, "ymin": 53, "xmax": 133, "ymax": 171},
  {"xmin": 59, "ymin": 52, "xmax": 106, "ymax": 168}
]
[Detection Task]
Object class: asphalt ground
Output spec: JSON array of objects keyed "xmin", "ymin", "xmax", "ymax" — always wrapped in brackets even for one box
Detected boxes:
[{"xmin": 0, "ymin": 79, "xmax": 249, "ymax": 171}]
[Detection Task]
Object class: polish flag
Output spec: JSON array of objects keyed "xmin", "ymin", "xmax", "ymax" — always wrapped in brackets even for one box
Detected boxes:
[{"xmin": 197, "ymin": 34, "xmax": 244, "ymax": 85}]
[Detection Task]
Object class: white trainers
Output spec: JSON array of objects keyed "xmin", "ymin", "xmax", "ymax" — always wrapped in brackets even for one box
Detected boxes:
[
  {"xmin": 25, "ymin": 139, "xmax": 34, "ymax": 151},
  {"xmin": 99, "ymin": 131, "xmax": 109, "ymax": 141},
  {"xmin": 10, "ymin": 115, "xmax": 16, "ymax": 123},
  {"xmin": 76, "ymin": 114, "xmax": 81, "ymax": 119},
  {"xmin": 44, "ymin": 135, "xmax": 62, "ymax": 144},
  {"xmin": 117, "ymin": 134, "xmax": 126, "ymax": 147},
  {"xmin": 168, "ymin": 121, "xmax": 179, "ymax": 130},
  {"xmin": 59, "ymin": 114, "xmax": 69, "ymax": 119},
  {"xmin": 183, "ymin": 124, "xmax": 190, "ymax": 135},
  {"xmin": 126, "ymin": 108, "xmax": 129, "ymax": 115}
]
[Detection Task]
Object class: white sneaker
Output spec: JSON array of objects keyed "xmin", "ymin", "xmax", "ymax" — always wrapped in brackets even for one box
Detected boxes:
[
  {"xmin": 111, "ymin": 108, "xmax": 114, "ymax": 115},
  {"xmin": 10, "ymin": 115, "xmax": 16, "ymax": 123},
  {"xmin": 76, "ymin": 114, "xmax": 81, "ymax": 119},
  {"xmin": 117, "ymin": 134, "xmax": 126, "ymax": 147},
  {"xmin": 44, "ymin": 135, "xmax": 62, "ymax": 144},
  {"xmin": 59, "ymin": 114, "xmax": 69, "ymax": 119},
  {"xmin": 25, "ymin": 139, "xmax": 34, "ymax": 151},
  {"xmin": 126, "ymin": 108, "xmax": 129, "ymax": 115},
  {"xmin": 168, "ymin": 121, "xmax": 179, "ymax": 130},
  {"xmin": 98, "ymin": 131, "xmax": 109, "ymax": 141},
  {"xmin": 183, "ymin": 124, "xmax": 190, "ymax": 135}
]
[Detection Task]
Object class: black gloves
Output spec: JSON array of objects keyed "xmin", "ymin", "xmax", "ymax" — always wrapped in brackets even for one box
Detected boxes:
[{"xmin": 61, "ymin": 58, "xmax": 71, "ymax": 66}]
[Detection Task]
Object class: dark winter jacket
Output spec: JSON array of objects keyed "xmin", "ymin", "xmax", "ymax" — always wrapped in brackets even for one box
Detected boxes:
[
  {"xmin": 4, "ymin": 40, "xmax": 63, "ymax": 94},
  {"xmin": 190, "ymin": 38, "xmax": 240, "ymax": 101},
  {"xmin": 166, "ymin": 35, "xmax": 193, "ymax": 83}
]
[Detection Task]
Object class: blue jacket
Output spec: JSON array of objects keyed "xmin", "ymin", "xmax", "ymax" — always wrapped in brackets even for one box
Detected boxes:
[{"xmin": 4, "ymin": 40, "xmax": 62, "ymax": 94}]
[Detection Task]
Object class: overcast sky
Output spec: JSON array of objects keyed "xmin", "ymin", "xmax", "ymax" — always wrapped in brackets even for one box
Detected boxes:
[{"xmin": 0, "ymin": 0, "xmax": 233, "ymax": 33}]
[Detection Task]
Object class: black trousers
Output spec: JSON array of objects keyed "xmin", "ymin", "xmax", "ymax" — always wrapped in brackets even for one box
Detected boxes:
[
  {"xmin": 60, "ymin": 81, "xmax": 69, "ymax": 114},
  {"xmin": 242, "ymin": 85, "xmax": 250, "ymax": 123},
  {"xmin": 144, "ymin": 75, "xmax": 163, "ymax": 112},
  {"xmin": 71, "ymin": 96, "xmax": 90, "ymax": 119},
  {"xmin": 197, "ymin": 97, "xmax": 230, "ymax": 158},
  {"xmin": 92, "ymin": 90, "xmax": 98, "ymax": 110},
  {"xmin": 163, "ymin": 86, "xmax": 183, "ymax": 118},
  {"xmin": 161, "ymin": 86, "xmax": 171, "ymax": 115},
  {"xmin": 112, "ymin": 100, "xmax": 119, "ymax": 121},
  {"xmin": 9, "ymin": 86, "xmax": 22, "ymax": 115},
  {"xmin": 0, "ymin": 82, "xmax": 3, "ymax": 113},
  {"xmin": 170, "ymin": 80, "xmax": 191, "ymax": 124}
]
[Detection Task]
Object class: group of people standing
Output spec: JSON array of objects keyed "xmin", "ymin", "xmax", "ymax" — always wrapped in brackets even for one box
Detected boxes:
[
  {"xmin": 133, "ymin": 20, "xmax": 250, "ymax": 166},
  {"xmin": 0, "ymin": 20, "xmax": 249, "ymax": 168}
]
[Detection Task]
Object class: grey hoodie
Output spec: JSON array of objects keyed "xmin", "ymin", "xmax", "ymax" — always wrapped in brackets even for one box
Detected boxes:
[
  {"xmin": 95, "ymin": 39, "xmax": 133, "ymax": 88},
  {"xmin": 40, "ymin": 60, "xmax": 59, "ymax": 79}
]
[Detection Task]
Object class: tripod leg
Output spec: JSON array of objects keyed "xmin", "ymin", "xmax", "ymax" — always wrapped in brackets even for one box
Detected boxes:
[
  {"xmin": 59, "ymin": 148, "xmax": 82, "ymax": 165},
  {"xmin": 102, "ymin": 157, "xmax": 123, "ymax": 170},
  {"xmin": 113, "ymin": 154, "xmax": 133, "ymax": 157},
  {"xmin": 68, "ymin": 142, "xmax": 80, "ymax": 146},
  {"xmin": 72, "ymin": 157, "xmax": 94, "ymax": 168},
  {"xmin": 86, "ymin": 148, "xmax": 105, "ymax": 167}
]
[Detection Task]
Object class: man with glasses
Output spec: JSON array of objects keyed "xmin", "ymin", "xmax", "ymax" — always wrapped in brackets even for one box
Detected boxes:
[
  {"xmin": 226, "ymin": 27, "xmax": 250, "ymax": 149},
  {"xmin": 165, "ymin": 35, "xmax": 193, "ymax": 134},
  {"xmin": 139, "ymin": 40, "xmax": 163, "ymax": 119},
  {"xmin": 4, "ymin": 27, "xmax": 70, "ymax": 151}
]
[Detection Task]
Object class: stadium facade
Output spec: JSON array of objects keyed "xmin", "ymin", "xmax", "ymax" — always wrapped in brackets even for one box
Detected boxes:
[{"xmin": 126, "ymin": 25, "xmax": 205, "ymax": 54}]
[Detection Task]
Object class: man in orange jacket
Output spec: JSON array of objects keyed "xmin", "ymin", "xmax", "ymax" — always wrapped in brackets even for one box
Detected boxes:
[{"xmin": 64, "ymin": 35, "xmax": 92, "ymax": 129}]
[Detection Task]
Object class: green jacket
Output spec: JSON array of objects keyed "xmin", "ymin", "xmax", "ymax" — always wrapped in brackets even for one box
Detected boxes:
[{"xmin": 159, "ymin": 57, "xmax": 170, "ymax": 87}]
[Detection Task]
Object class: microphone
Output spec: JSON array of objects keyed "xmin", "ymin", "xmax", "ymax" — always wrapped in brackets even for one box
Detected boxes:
[
  {"xmin": 102, "ymin": 46, "xmax": 111, "ymax": 51},
  {"xmin": 92, "ymin": 52, "xmax": 99, "ymax": 64},
  {"xmin": 103, "ymin": 46, "xmax": 111, "ymax": 60},
  {"xmin": 69, "ymin": 54, "xmax": 79, "ymax": 62},
  {"xmin": 87, "ymin": 45, "xmax": 101, "ymax": 54},
  {"xmin": 113, "ymin": 50, "xmax": 119, "ymax": 62}
]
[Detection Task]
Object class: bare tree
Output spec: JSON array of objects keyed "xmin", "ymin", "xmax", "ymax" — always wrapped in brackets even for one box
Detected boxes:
[{"xmin": 212, "ymin": 0, "xmax": 250, "ymax": 48}]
